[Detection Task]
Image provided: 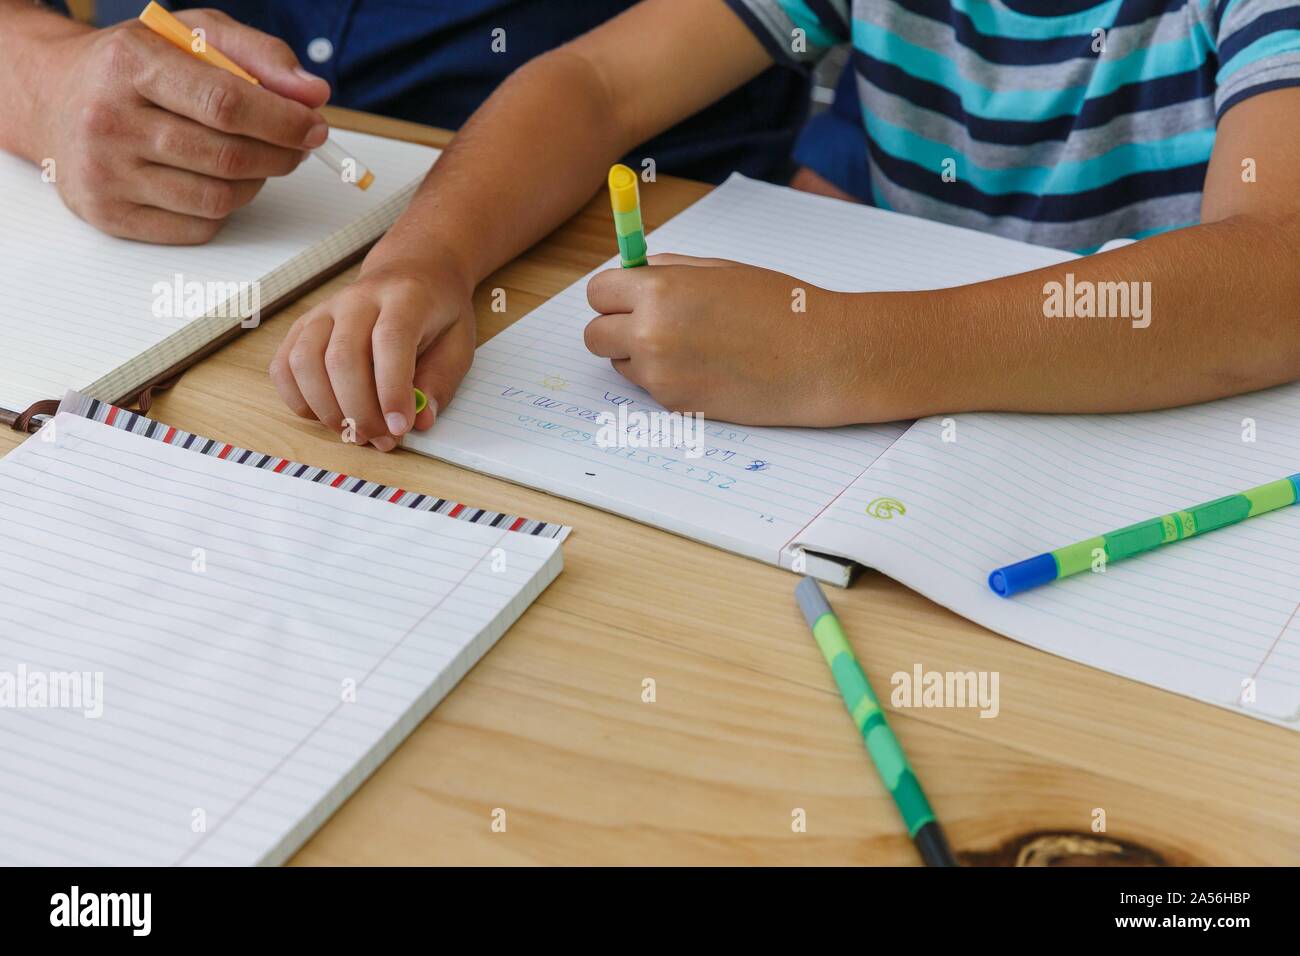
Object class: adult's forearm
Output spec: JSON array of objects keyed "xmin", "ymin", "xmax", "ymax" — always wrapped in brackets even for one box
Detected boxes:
[
  {"xmin": 861, "ymin": 214, "xmax": 1300, "ymax": 418},
  {"xmin": 0, "ymin": 1, "xmax": 89, "ymax": 162}
]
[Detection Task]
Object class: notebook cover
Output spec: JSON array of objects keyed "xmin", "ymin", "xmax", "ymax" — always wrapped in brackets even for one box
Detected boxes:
[{"xmin": 3, "ymin": 240, "xmax": 373, "ymax": 433}]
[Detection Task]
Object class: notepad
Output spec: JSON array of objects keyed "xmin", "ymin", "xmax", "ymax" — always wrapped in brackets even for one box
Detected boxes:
[
  {"xmin": 0, "ymin": 404, "xmax": 563, "ymax": 865},
  {"xmin": 406, "ymin": 173, "xmax": 1300, "ymax": 728},
  {"xmin": 0, "ymin": 128, "xmax": 438, "ymax": 425}
]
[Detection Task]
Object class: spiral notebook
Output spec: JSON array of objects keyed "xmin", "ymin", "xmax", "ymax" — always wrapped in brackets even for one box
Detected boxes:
[
  {"xmin": 0, "ymin": 393, "xmax": 565, "ymax": 865},
  {"xmin": 407, "ymin": 174, "xmax": 1300, "ymax": 728},
  {"xmin": 0, "ymin": 127, "xmax": 438, "ymax": 429}
]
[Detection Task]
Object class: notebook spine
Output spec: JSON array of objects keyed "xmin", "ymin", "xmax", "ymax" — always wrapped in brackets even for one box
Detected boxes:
[{"xmin": 62, "ymin": 393, "xmax": 570, "ymax": 541}]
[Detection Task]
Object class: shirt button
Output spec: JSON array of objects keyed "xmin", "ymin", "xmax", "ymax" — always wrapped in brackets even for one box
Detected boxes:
[{"xmin": 306, "ymin": 37, "xmax": 334, "ymax": 64}]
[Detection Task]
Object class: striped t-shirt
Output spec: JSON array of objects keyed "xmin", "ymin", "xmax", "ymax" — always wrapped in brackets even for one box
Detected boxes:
[{"xmin": 727, "ymin": 0, "xmax": 1300, "ymax": 251}]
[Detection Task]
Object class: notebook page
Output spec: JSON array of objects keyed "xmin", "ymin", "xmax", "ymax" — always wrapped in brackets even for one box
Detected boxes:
[
  {"xmin": 406, "ymin": 174, "xmax": 1073, "ymax": 566},
  {"xmin": 0, "ymin": 413, "xmax": 561, "ymax": 864},
  {"xmin": 797, "ymin": 385, "xmax": 1300, "ymax": 727},
  {"xmin": 0, "ymin": 129, "xmax": 438, "ymax": 415}
]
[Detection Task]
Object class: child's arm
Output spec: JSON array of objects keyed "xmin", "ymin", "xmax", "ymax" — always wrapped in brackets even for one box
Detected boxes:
[
  {"xmin": 269, "ymin": 0, "xmax": 773, "ymax": 450},
  {"xmin": 586, "ymin": 87, "xmax": 1300, "ymax": 425}
]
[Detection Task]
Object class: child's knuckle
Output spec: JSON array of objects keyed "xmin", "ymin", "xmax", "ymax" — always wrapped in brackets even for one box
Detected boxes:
[{"xmin": 323, "ymin": 338, "xmax": 357, "ymax": 373}]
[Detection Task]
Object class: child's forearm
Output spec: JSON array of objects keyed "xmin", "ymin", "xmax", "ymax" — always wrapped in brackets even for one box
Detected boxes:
[
  {"xmin": 361, "ymin": 0, "xmax": 771, "ymax": 289},
  {"xmin": 860, "ymin": 214, "xmax": 1300, "ymax": 418},
  {"xmin": 365, "ymin": 51, "xmax": 631, "ymax": 287},
  {"xmin": 854, "ymin": 87, "xmax": 1300, "ymax": 420}
]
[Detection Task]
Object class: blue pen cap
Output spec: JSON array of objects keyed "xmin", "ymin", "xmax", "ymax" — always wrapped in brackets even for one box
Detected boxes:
[{"xmin": 988, "ymin": 553, "xmax": 1058, "ymax": 597}]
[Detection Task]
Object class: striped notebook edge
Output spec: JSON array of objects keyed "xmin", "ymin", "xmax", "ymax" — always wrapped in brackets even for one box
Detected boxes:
[{"xmin": 56, "ymin": 390, "xmax": 571, "ymax": 542}]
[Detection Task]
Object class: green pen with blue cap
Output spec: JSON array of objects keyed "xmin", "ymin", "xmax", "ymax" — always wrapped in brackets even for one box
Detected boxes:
[{"xmin": 989, "ymin": 473, "xmax": 1300, "ymax": 597}]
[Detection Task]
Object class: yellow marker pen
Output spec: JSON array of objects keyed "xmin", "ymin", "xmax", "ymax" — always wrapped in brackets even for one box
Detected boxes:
[
  {"xmin": 608, "ymin": 164, "xmax": 647, "ymax": 268},
  {"xmin": 138, "ymin": 2, "xmax": 374, "ymax": 190}
]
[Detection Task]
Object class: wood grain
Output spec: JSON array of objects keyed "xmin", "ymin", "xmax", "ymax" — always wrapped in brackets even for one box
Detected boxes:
[{"xmin": 4, "ymin": 107, "xmax": 1296, "ymax": 866}]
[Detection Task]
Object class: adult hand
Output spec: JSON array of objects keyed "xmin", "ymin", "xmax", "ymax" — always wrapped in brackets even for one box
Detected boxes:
[{"xmin": 33, "ymin": 9, "xmax": 330, "ymax": 243}]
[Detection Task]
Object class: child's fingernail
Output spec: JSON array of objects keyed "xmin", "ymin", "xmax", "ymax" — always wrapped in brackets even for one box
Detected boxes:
[
  {"xmin": 371, "ymin": 436, "xmax": 396, "ymax": 452},
  {"xmin": 385, "ymin": 412, "xmax": 407, "ymax": 435},
  {"xmin": 295, "ymin": 66, "xmax": 325, "ymax": 84},
  {"xmin": 428, "ymin": 398, "xmax": 438, "ymax": 423}
]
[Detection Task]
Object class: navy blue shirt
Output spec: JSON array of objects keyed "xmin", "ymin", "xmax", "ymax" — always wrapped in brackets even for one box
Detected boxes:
[
  {"xmin": 105, "ymin": 1, "xmax": 810, "ymax": 184},
  {"xmin": 792, "ymin": 62, "xmax": 870, "ymax": 202}
]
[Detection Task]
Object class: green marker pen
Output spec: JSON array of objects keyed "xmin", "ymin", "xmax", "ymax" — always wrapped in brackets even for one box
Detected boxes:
[
  {"xmin": 795, "ymin": 577, "xmax": 958, "ymax": 867},
  {"xmin": 990, "ymin": 473, "xmax": 1300, "ymax": 597},
  {"xmin": 608, "ymin": 164, "xmax": 647, "ymax": 268}
]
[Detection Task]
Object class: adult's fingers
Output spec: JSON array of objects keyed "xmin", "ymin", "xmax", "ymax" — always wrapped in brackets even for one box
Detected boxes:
[
  {"xmin": 144, "ymin": 110, "xmax": 305, "ymax": 180},
  {"xmin": 126, "ymin": 164, "xmax": 263, "ymax": 219},
  {"xmin": 131, "ymin": 38, "xmax": 326, "ymax": 150},
  {"xmin": 176, "ymin": 9, "xmax": 331, "ymax": 107},
  {"xmin": 100, "ymin": 202, "xmax": 224, "ymax": 245}
]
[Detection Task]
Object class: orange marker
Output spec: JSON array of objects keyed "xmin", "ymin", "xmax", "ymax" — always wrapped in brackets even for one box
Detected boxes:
[{"xmin": 138, "ymin": 2, "xmax": 374, "ymax": 190}]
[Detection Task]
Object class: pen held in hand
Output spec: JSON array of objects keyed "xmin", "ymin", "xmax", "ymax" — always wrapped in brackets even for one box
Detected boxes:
[
  {"xmin": 607, "ymin": 164, "xmax": 647, "ymax": 268},
  {"xmin": 138, "ymin": 2, "xmax": 374, "ymax": 190}
]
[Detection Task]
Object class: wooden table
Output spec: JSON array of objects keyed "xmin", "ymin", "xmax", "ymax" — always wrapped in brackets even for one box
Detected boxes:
[{"xmin": 5, "ymin": 107, "xmax": 1297, "ymax": 866}]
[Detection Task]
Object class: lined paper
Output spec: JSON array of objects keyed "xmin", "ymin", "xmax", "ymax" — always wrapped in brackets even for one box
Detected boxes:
[
  {"xmin": 407, "ymin": 174, "xmax": 1071, "ymax": 566},
  {"xmin": 63, "ymin": 389, "xmax": 571, "ymax": 541},
  {"xmin": 0, "ymin": 413, "xmax": 562, "ymax": 864},
  {"xmin": 800, "ymin": 386, "xmax": 1300, "ymax": 727},
  {"xmin": 0, "ymin": 129, "xmax": 438, "ymax": 415}
]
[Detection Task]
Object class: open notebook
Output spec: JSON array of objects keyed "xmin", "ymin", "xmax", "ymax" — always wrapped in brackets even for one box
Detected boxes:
[
  {"xmin": 0, "ymin": 395, "xmax": 564, "ymax": 865},
  {"xmin": 407, "ymin": 174, "xmax": 1300, "ymax": 729},
  {"xmin": 0, "ymin": 128, "xmax": 438, "ymax": 427},
  {"xmin": 405, "ymin": 174, "xmax": 1073, "ymax": 583}
]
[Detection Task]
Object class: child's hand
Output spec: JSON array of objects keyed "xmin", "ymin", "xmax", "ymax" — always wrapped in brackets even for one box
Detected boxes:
[
  {"xmin": 583, "ymin": 254, "xmax": 870, "ymax": 426},
  {"xmin": 269, "ymin": 260, "xmax": 475, "ymax": 451}
]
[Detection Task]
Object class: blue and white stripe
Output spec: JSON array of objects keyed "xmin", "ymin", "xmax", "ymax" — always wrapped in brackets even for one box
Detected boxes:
[{"xmin": 728, "ymin": 0, "xmax": 1300, "ymax": 250}]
